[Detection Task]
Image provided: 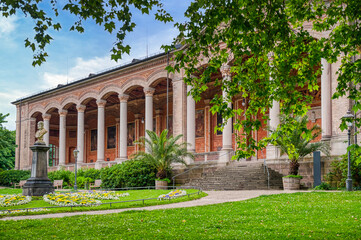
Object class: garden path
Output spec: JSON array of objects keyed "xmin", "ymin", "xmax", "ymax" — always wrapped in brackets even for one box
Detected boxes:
[{"xmin": 1, "ymin": 190, "xmax": 307, "ymax": 221}]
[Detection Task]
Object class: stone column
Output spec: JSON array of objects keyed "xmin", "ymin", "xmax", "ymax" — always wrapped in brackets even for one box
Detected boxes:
[
  {"xmin": 43, "ymin": 114, "xmax": 51, "ymax": 147},
  {"xmin": 144, "ymin": 87, "xmax": 155, "ymax": 138},
  {"xmin": 187, "ymin": 85, "xmax": 196, "ymax": 153},
  {"xmin": 219, "ymin": 65, "xmax": 233, "ymax": 162},
  {"xmin": 172, "ymin": 77, "xmax": 186, "ymax": 142},
  {"xmin": 134, "ymin": 114, "xmax": 141, "ymax": 152},
  {"xmin": 119, "ymin": 94, "xmax": 129, "ymax": 161},
  {"xmin": 43, "ymin": 114, "xmax": 51, "ymax": 167},
  {"xmin": 96, "ymin": 99, "xmax": 106, "ymax": 169},
  {"xmin": 58, "ymin": 110, "xmax": 67, "ymax": 167},
  {"xmin": 204, "ymin": 99, "xmax": 211, "ymax": 153},
  {"xmin": 321, "ymin": 58, "xmax": 332, "ymax": 140},
  {"xmin": 155, "ymin": 110, "xmax": 163, "ymax": 136},
  {"xmin": 266, "ymin": 100, "xmax": 280, "ymax": 160},
  {"xmin": 76, "ymin": 105, "xmax": 86, "ymax": 165}
]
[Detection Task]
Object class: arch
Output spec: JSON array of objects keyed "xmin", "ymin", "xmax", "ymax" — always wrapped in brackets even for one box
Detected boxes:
[
  {"xmin": 79, "ymin": 91, "xmax": 99, "ymax": 105},
  {"xmin": 121, "ymin": 77, "xmax": 147, "ymax": 94},
  {"xmin": 99, "ymin": 84, "xmax": 122, "ymax": 100},
  {"xmin": 147, "ymin": 70, "xmax": 174, "ymax": 87},
  {"xmin": 61, "ymin": 96, "xmax": 80, "ymax": 109},
  {"xmin": 44, "ymin": 103, "xmax": 62, "ymax": 114},
  {"xmin": 29, "ymin": 107, "xmax": 45, "ymax": 118}
]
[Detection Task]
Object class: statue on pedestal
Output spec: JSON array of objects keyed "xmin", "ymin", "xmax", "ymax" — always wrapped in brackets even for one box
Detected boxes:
[
  {"xmin": 35, "ymin": 121, "xmax": 47, "ymax": 144},
  {"xmin": 23, "ymin": 121, "xmax": 54, "ymax": 196}
]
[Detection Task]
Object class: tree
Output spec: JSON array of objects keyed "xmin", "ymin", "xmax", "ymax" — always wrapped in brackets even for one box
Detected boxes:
[
  {"xmin": 166, "ymin": 0, "xmax": 361, "ymax": 160},
  {"xmin": 0, "ymin": 113, "xmax": 16, "ymax": 170},
  {"xmin": 133, "ymin": 130, "xmax": 193, "ymax": 179},
  {"xmin": 2, "ymin": 1, "xmax": 360, "ymax": 160},
  {"xmin": 269, "ymin": 115, "xmax": 330, "ymax": 176},
  {"xmin": 0, "ymin": 0, "xmax": 172, "ymax": 66}
]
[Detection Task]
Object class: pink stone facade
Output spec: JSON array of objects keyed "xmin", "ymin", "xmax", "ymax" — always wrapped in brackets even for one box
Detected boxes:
[{"xmin": 13, "ymin": 50, "xmax": 350, "ymax": 186}]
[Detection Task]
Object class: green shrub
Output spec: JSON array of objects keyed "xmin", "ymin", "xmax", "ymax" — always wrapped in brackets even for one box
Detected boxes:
[
  {"xmin": 314, "ymin": 182, "xmax": 332, "ymax": 190},
  {"xmin": 101, "ymin": 160, "xmax": 157, "ymax": 189},
  {"xmin": 0, "ymin": 170, "xmax": 30, "ymax": 187},
  {"xmin": 81, "ymin": 168, "xmax": 101, "ymax": 180},
  {"xmin": 326, "ymin": 150, "xmax": 361, "ymax": 188},
  {"xmin": 283, "ymin": 175, "xmax": 303, "ymax": 179},
  {"xmin": 48, "ymin": 169, "xmax": 73, "ymax": 187},
  {"xmin": 48, "ymin": 168, "xmax": 101, "ymax": 189}
]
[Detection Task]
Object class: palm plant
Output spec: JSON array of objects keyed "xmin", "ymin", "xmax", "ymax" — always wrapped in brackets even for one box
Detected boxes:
[
  {"xmin": 133, "ymin": 129, "xmax": 194, "ymax": 179},
  {"xmin": 269, "ymin": 115, "xmax": 330, "ymax": 176}
]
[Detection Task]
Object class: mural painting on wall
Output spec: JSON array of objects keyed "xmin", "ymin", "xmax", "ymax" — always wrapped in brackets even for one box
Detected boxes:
[
  {"xmin": 196, "ymin": 109, "xmax": 205, "ymax": 138},
  {"xmin": 127, "ymin": 123, "xmax": 135, "ymax": 146},
  {"xmin": 91, "ymin": 129, "xmax": 97, "ymax": 151},
  {"xmin": 107, "ymin": 126, "xmax": 116, "ymax": 149},
  {"xmin": 217, "ymin": 112, "xmax": 223, "ymax": 135}
]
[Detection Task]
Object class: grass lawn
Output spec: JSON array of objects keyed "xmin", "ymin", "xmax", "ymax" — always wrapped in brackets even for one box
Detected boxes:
[
  {"xmin": 0, "ymin": 188, "xmax": 206, "ymax": 217},
  {"xmin": 0, "ymin": 192, "xmax": 360, "ymax": 239}
]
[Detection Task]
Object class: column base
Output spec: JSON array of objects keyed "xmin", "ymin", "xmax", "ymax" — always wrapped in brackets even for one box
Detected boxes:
[
  {"xmin": 95, "ymin": 160, "xmax": 106, "ymax": 170},
  {"xmin": 266, "ymin": 145, "xmax": 280, "ymax": 160},
  {"xmin": 219, "ymin": 149, "xmax": 233, "ymax": 163},
  {"xmin": 115, "ymin": 157, "xmax": 127, "ymax": 164},
  {"xmin": 57, "ymin": 164, "xmax": 66, "ymax": 170}
]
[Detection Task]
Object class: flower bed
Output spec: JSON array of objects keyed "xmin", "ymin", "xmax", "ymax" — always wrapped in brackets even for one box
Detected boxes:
[
  {"xmin": 158, "ymin": 190, "xmax": 186, "ymax": 200},
  {"xmin": 0, "ymin": 194, "xmax": 31, "ymax": 207},
  {"xmin": 43, "ymin": 193, "xmax": 101, "ymax": 207},
  {"xmin": 0, "ymin": 208, "xmax": 50, "ymax": 215},
  {"xmin": 77, "ymin": 191, "xmax": 130, "ymax": 200}
]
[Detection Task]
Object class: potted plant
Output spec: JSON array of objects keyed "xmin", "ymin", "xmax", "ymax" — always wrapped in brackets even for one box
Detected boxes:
[
  {"xmin": 269, "ymin": 115, "xmax": 330, "ymax": 190},
  {"xmin": 134, "ymin": 129, "xmax": 194, "ymax": 189}
]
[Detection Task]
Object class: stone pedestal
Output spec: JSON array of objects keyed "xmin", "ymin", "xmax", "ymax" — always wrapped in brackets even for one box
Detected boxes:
[{"xmin": 23, "ymin": 142, "xmax": 54, "ymax": 196}]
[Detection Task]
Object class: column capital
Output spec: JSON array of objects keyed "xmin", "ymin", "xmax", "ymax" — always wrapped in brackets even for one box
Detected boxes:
[
  {"xmin": 76, "ymin": 104, "xmax": 86, "ymax": 113},
  {"xmin": 144, "ymin": 87, "xmax": 155, "ymax": 96},
  {"xmin": 204, "ymin": 99, "xmax": 211, "ymax": 106},
  {"xmin": 59, "ymin": 110, "xmax": 68, "ymax": 117},
  {"xmin": 220, "ymin": 64, "xmax": 231, "ymax": 78},
  {"xmin": 43, "ymin": 113, "xmax": 51, "ymax": 121},
  {"xmin": 96, "ymin": 99, "xmax": 107, "ymax": 108},
  {"xmin": 119, "ymin": 94, "xmax": 129, "ymax": 103}
]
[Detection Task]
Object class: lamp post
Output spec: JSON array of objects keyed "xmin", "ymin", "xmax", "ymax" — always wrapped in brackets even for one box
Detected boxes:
[
  {"xmin": 343, "ymin": 110, "xmax": 354, "ymax": 191},
  {"xmin": 73, "ymin": 149, "xmax": 80, "ymax": 191}
]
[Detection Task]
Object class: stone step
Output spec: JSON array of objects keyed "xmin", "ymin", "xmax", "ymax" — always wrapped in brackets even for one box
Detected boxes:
[{"xmin": 180, "ymin": 162, "xmax": 283, "ymax": 190}]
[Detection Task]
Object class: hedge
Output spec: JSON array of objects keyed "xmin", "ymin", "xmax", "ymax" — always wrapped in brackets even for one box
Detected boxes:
[{"xmin": 0, "ymin": 170, "xmax": 31, "ymax": 187}]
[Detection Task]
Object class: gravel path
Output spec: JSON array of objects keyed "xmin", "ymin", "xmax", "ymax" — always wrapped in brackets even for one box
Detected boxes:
[{"xmin": 0, "ymin": 190, "xmax": 306, "ymax": 221}]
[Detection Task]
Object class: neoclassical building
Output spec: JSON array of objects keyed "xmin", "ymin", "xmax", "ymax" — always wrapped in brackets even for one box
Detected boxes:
[{"xmin": 12, "ymin": 48, "xmax": 350, "ymax": 184}]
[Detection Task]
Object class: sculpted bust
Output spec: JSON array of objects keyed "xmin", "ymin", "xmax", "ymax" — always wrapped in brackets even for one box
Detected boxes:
[{"xmin": 35, "ymin": 121, "xmax": 47, "ymax": 144}]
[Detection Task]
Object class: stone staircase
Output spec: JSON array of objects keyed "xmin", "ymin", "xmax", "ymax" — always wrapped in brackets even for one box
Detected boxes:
[{"xmin": 181, "ymin": 161, "xmax": 284, "ymax": 190}]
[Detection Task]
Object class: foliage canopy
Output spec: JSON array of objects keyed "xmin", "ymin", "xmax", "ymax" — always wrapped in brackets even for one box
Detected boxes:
[
  {"xmin": 2, "ymin": 1, "xmax": 361, "ymax": 159},
  {"xmin": 0, "ymin": 113, "xmax": 16, "ymax": 170}
]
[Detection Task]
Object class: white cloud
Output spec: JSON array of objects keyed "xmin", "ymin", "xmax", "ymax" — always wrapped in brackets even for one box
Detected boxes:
[
  {"xmin": 0, "ymin": 15, "xmax": 17, "ymax": 38},
  {"xmin": 0, "ymin": 89, "xmax": 32, "ymax": 131},
  {"xmin": 40, "ymin": 26, "xmax": 179, "ymax": 93},
  {"xmin": 41, "ymin": 55, "xmax": 120, "ymax": 88}
]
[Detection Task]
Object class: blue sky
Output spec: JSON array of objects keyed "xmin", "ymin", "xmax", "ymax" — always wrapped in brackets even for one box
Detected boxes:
[{"xmin": 0, "ymin": 1, "xmax": 191, "ymax": 130}]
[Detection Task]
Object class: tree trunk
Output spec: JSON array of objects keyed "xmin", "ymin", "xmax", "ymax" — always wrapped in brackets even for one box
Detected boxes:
[{"xmin": 289, "ymin": 159, "xmax": 300, "ymax": 175}]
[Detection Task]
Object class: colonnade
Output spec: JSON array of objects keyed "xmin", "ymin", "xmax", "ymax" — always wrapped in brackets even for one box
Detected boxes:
[
  {"xmin": 39, "ymin": 59, "xmax": 332, "ymax": 165},
  {"xmin": 41, "ymin": 87, "xmax": 157, "ymax": 167},
  {"xmin": 266, "ymin": 58, "xmax": 333, "ymax": 159}
]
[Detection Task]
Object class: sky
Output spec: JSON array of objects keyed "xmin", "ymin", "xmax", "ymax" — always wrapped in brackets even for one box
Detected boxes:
[{"xmin": 0, "ymin": 1, "xmax": 191, "ymax": 130}]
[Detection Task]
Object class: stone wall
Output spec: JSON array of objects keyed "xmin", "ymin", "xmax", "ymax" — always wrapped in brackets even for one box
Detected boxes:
[{"xmin": 267, "ymin": 157, "xmax": 339, "ymax": 188}]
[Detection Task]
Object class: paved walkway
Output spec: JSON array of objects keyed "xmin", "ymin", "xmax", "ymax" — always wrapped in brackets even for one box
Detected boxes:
[{"xmin": 1, "ymin": 190, "xmax": 306, "ymax": 221}]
